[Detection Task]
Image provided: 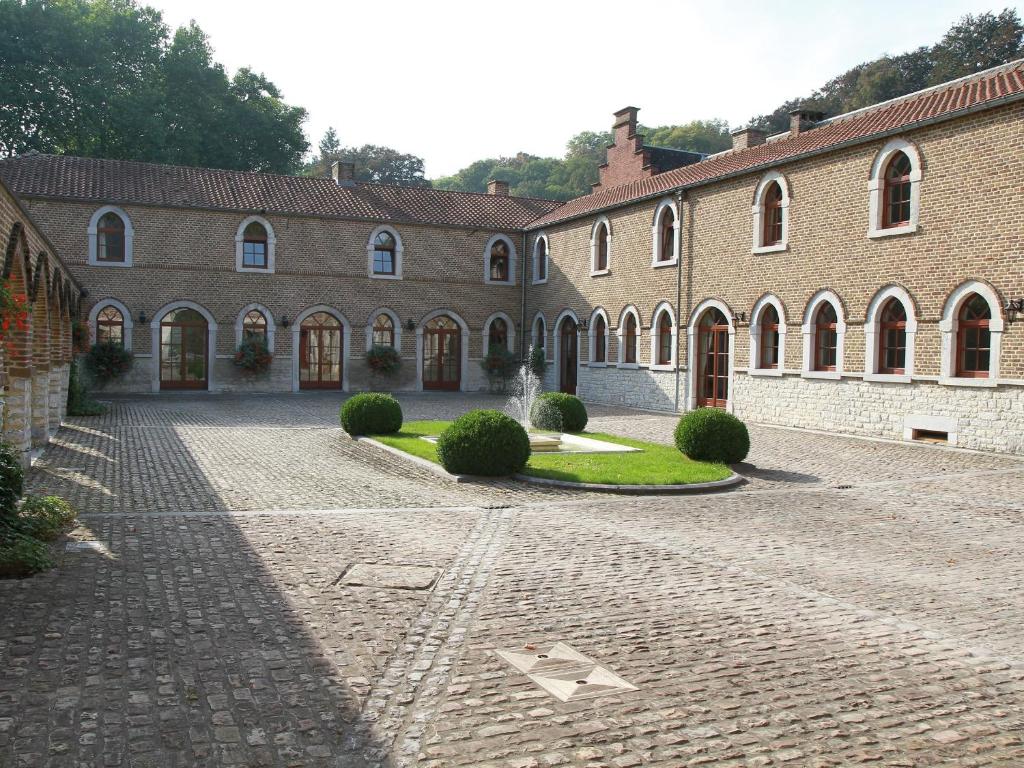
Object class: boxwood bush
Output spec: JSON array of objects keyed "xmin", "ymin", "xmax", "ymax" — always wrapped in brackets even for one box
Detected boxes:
[
  {"xmin": 530, "ymin": 392, "xmax": 587, "ymax": 433},
  {"xmin": 674, "ymin": 408, "xmax": 750, "ymax": 464},
  {"xmin": 436, "ymin": 410, "xmax": 530, "ymax": 476},
  {"xmin": 340, "ymin": 393, "xmax": 403, "ymax": 436}
]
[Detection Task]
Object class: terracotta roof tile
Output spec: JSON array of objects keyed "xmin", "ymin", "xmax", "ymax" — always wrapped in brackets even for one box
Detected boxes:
[
  {"xmin": 529, "ymin": 59, "xmax": 1024, "ymax": 229},
  {"xmin": 0, "ymin": 154, "xmax": 563, "ymax": 231}
]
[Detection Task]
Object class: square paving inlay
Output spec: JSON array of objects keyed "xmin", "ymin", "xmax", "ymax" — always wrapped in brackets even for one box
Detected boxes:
[
  {"xmin": 496, "ymin": 642, "xmax": 638, "ymax": 702},
  {"xmin": 342, "ymin": 563, "xmax": 441, "ymax": 590}
]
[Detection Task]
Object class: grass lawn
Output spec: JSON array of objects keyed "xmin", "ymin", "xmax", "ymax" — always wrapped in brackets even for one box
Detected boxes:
[{"xmin": 371, "ymin": 420, "xmax": 731, "ymax": 486}]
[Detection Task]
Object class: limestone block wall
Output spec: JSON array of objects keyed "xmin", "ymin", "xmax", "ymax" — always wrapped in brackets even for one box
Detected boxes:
[{"xmin": 576, "ymin": 365, "xmax": 678, "ymax": 411}]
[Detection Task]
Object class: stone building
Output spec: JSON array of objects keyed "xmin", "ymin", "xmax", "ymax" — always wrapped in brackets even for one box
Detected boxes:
[{"xmin": 1, "ymin": 58, "xmax": 1022, "ymax": 454}]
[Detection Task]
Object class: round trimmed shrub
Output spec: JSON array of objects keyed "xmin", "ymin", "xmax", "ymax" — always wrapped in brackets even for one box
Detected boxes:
[
  {"xmin": 674, "ymin": 408, "xmax": 750, "ymax": 464},
  {"xmin": 340, "ymin": 393, "xmax": 403, "ymax": 436},
  {"xmin": 529, "ymin": 392, "xmax": 587, "ymax": 433},
  {"xmin": 436, "ymin": 410, "xmax": 530, "ymax": 476}
]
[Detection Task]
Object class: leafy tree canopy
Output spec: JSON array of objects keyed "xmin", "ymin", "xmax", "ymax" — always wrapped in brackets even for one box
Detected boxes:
[
  {"xmin": 302, "ymin": 129, "xmax": 428, "ymax": 186},
  {"xmin": 0, "ymin": 0, "xmax": 308, "ymax": 173}
]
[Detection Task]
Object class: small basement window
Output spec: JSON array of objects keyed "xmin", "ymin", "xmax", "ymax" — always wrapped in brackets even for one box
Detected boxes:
[{"xmin": 911, "ymin": 428, "xmax": 948, "ymax": 444}]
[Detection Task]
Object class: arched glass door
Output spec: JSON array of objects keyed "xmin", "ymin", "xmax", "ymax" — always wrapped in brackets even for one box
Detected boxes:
[
  {"xmin": 559, "ymin": 317, "xmax": 578, "ymax": 395},
  {"xmin": 160, "ymin": 308, "xmax": 208, "ymax": 390},
  {"xmin": 697, "ymin": 308, "xmax": 730, "ymax": 407},
  {"xmin": 423, "ymin": 316, "xmax": 461, "ymax": 390},
  {"xmin": 299, "ymin": 312, "xmax": 342, "ymax": 389}
]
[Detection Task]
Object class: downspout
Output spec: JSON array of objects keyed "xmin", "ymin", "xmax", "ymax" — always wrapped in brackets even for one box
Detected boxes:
[
  {"xmin": 674, "ymin": 188, "xmax": 685, "ymax": 413},
  {"xmin": 521, "ymin": 231, "xmax": 528, "ymax": 361}
]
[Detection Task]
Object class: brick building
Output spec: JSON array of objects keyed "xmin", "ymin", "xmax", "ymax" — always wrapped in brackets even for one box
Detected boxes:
[{"xmin": 1, "ymin": 59, "xmax": 1022, "ymax": 453}]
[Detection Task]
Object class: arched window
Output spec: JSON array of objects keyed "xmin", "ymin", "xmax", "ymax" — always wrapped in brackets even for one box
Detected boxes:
[
  {"xmin": 241, "ymin": 222, "xmax": 268, "ymax": 269},
  {"xmin": 878, "ymin": 299, "xmax": 907, "ymax": 374},
  {"xmin": 762, "ymin": 182, "xmax": 783, "ymax": 247},
  {"xmin": 372, "ymin": 231, "xmax": 397, "ymax": 275},
  {"xmin": 533, "ymin": 236, "xmax": 548, "ymax": 283},
  {"xmin": 97, "ymin": 212, "xmax": 126, "ymax": 263},
  {"xmin": 533, "ymin": 315, "xmax": 546, "ymax": 351},
  {"xmin": 658, "ymin": 207, "xmax": 676, "ymax": 263},
  {"xmin": 623, "ymin": 313, "xmax": 637, "ymax": 364},
  {"xmin": 490, "ymin": 240, "xmax": 509, "ymax": 282},
  {"xmin": 657, "ymin": 311, "xmax": 673, "ymax": 366},
  {"xmin": 883, "ymin": 152, "xmax": 913, "ymax": 229},
  {"xmin": 592, "ymin": 315, "xmax": 607, "ymax": 363},
  {"xmin": 591, "ymin": 218, "xmax": 611, "ymax": 275},
  {"xmin": 96, "ymin": 305, "xmax": 125, "ymax": 345},
  {"xmin": 957, "ymin": 294, "xmax": 991, "ymax": 378},
  {"xmin": 372, "ymin": 313, "xmax": 395, "ymax": 347},
  {"xmin": 814, "ymin": 302, "xmax": 839, "ymax": 372},
  {"xmin": 759, "ymin": 304, "xmax": 780, "ymax": 369},
  {"xmin": 242, "ymin": 309, "xmax": 268, "ymax": 341},
  {"xmin": 488, "ymin": 317, "xmax": 508, "ymax": 352}
]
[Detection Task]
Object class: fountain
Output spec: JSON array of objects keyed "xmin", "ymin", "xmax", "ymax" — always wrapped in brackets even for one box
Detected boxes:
[{"xmin": 504, "ymin": 346, "xmax": 564, "ymax": 452}]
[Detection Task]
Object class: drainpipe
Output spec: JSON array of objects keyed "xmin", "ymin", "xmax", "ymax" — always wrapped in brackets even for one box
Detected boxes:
[
  {"xmin": 521, "ymin": 231, "xmax": 528, "ymax": 361},
  {"xmin": 674, "ymin": 188, "xmax": 685, "ymax": 413}
]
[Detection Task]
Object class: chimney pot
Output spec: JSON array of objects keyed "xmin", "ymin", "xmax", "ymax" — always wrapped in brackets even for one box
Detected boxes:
[
  {"xmin": 789, "ymin": 108, "xmax": 825, "ymax": 136},
  {"xmin": 730, "ymin": 127, "xmax": 767, "ymax": 150},
  {"xmin": 331, "ymin": 160, "xmax": 356, "ymax": 187},
  {"xmin": 487, "ymin": 179, "xmax": 509, "ymax": 196}
]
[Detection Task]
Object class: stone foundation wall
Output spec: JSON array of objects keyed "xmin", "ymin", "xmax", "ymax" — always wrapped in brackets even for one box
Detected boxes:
[
  {"xmin": 576, "ymin": 365, "xmax": 678, "ymax": 411},
  {"xmin": 732, "ymin": 372, "xmax": 1024, "ymax": 455}
]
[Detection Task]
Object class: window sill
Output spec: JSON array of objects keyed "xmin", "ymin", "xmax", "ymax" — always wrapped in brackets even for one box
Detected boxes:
[
  {"xmin": 590, "ymin": 269, "xmax": 610, "ymax": 277},
  {"xmin": 752, "ymin": 243, "xmax": 788, "ymax": 255},
  {"xmin": 370, "ymin": 272, "xmax": 402, "ymax": 280},
  {"xmin": 867, "ymin": 224, "xmax": 917, "ymax": 239},
  {"xmin": 89, "ymin": 260, "xmax": 133, "ymax": 268},
  {"xmin": 939, "ymin": 376, "xmax": 997, "ymax": 388},
  {"xmin": 651, "ymin": 259, "xmax": 678, "ymax": 269},
  {"xmin": 864, "ymin": 373, "xmax": 912, "ymax": 384},
  {"xmin": 650, "ymin": 364, "xmax": 676, "ymax": 372},
  {"xmin": 531, "ymin": 278, "xmax": 548, "ymax": 285},
  {"xmin": 237, "ymin": 266, "xmax": 274, "ymax": 274},
  {"xmin": 801, "ymin": 370, "xmax": 841, "ymax": 380},
  {"xmin": 618, "ymin": 362, "xmax": 639, "ymax": 370},
  {"xmin": 588, "ymin": 361, "xmax": 608, "ymax": 368},
  {"xmin": 484, "ymin": 279, "xmax": 515, "ymax": 286},
  {"xmin": 749, "ymin": 368, "xmax": 783, "ymax": 377}
]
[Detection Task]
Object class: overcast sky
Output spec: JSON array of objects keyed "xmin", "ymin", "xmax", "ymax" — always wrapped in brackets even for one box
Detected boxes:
[{"xmin": 148, "ymin": 0, "xmax": 1022, "ymax": 177}]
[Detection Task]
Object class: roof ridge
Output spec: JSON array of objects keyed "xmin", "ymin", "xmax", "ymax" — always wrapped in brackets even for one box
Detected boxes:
[{"xmin": 359, "ymin": 179, "xmax": 564, "ymax": 205}]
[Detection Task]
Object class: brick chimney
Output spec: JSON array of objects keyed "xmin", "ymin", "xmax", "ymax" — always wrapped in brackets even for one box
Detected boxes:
[
  {"xmin": 331, "ymin": 160, "xmax": 356, "ymax": 187},
  {"xmin": 789, "ymin": 108, "xmax": 825, "ymax": 136},
  {"xmin": 730, "ymin": 127, "xmax": 767, "ymax": 150},
  {"xmin": 487, "ymin": 179, "xmax": 509, "ymax": 196}
]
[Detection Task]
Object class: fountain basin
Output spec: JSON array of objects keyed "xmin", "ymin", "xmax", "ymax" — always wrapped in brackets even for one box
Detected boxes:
[{"xmin": 421, "ymin": 433, "xmax": 640, "ymax": 455}]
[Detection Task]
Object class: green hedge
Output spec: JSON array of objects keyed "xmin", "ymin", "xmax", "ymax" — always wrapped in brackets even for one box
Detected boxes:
[
  {"xmin": 19, "ymin": 496, "xmax": 77, "ymax": 541},
  {"xmin": 0, "ymin": 442, "xmax": 24, "ymax": 518},
  {"xmin": 530, "ymin": 392, "xmax": 587, "ymax": 433},
  {"xmin": 674, "ymin": 408, "xmax": 750, "ymax": 464},
  {"xmin": 436, "ymin": 410, "xmax": 530, "ymax": 476},
  {"xmin": 340, "ymin": 393, "xmax": 403, "ymax": 436}
]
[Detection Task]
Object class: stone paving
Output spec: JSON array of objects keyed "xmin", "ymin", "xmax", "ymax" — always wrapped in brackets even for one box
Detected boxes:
[{"xmin": 2, "ymin": 393, "xmax": 1024, "ymax": 767}]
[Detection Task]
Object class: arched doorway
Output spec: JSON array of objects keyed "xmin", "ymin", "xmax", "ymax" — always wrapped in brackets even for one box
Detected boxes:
[
  {"xmin": 559, "ymin": 316, "xmax": 578, "ymax": 395},
  {"xmin": 423, "ymin": 315, "xmax": 461, "ymax": 390},
  {"xmin": 299, "ymin": 311, "xmax": 342, "ymax": 389},
  {"xmin": 697, "ymin": 308, "xmax": 730, "ymax": 407},
  {"xmin": 160, "ymin": 308, "xmax": 208, "ymax": 389}
]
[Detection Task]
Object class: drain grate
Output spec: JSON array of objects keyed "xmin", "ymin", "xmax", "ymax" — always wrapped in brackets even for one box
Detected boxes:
[
  {"xmin": 342, "ymin": 564, "xmax": 441, "ymax": 591},
  {"xmin": 496, "ymin": 642, "xmax": 638, "ymax": 702}
]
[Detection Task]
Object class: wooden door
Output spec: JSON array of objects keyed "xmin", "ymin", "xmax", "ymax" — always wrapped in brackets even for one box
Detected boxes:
[
  {"xmin": 697, "ymin": 309, "xmax": 730, "ymax": 407},
  {"xmin": 299, "ymin": 312, "xmax": 342, "ymax": 389},
  {"xmin": 423, "ymin": 316, "xmax": 461, "ymax": 390},
  {"xmin": 559, "ymin": 318, "xmax": 578, "ymax": 395},
  {"xmin": 160, "ymin": 308, "xmax": 208, "ymax": 390}
]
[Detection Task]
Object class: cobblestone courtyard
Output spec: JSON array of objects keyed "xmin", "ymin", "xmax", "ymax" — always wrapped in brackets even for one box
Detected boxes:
[{"xmin": 2, "ymin": 393, "xmax": 1024, "ymax": 767}]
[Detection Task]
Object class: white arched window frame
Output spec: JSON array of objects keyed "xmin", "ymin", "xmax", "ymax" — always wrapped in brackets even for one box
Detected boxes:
[
  {"xmin": 235, "ymin": 215, "xmax": 276, "ymax": 273},
  {"xmin": 801, "ymin": 290, "xmax": 846, "ymax": 379},
  {"xmin": 867, "ymin": 138, "xmax": 922, "ymax": 239},
  {"xmin": 88, "ymin": 298, "xmax": 134, "ymax": 351},
  {"xmin": 291, "ymin": 305, "xmax": 352, "ymax": 392},
  {"xmin": 87, "ymin": 205, "xmax": 134, "ymax": 267},
  {"xmin": 234, "ymin": 302, "xmax": 276, "ymax": 351},
  {"xmin": 651, "ymin": 198, "xmax": 680, "ymax": 267},
  {"xmin": 939, "ymin": 280, "xmax": 1003, "ymax": 386},
  {"xmin": 365, "ymin": 306, "xmax": 402, "ymax": 352},
  {"xmin": 650, "ymin": 301, "xmax": 677, "ymax": 371},
  {"xmin": 532, "ymin": 313, "xmax": 547, "ymax": 357},
  {"xmin": 416, "ymin": 309, "xmax": 471, "ymax": 392},
  {"xmin": 532, "ymin": 233, "xmax": 549, "ymax": 285},
  {"xmin": 686, "ymin": 299, "xmax": 736, "ymax": 410},
  {"xmin": 617, "ymin": 305, "xmax": 642, "ymax": 368},
  {"xmin": 366, "ymin": 225, "xmax": 404, "ymax": 280},
  {"xmin": 483, "ymin": 234, "xmax": 516, "ymax": 285},
  {"xmin": 587, "ymin": 307, "xmax": 610, "ymax": 366},
  {"xmin": 590, "ymin": 216, "xmax": 612, "ymax": 276},
  {"xmin": 748, "ymin": 295, "xmax": 786, "ymax": 376},
  {"xmin": 553, "ymin": 309, "xmax": 580, "ymax": 393},
  {"xmin": 864, "ymin": 286, "xmax": 918, "ymax": 383},
  {"xmin": 751, "ymin": 172, "xmax": 790, "ymax": 254},
  {"xmin": 150, "ymin": 301, "xmax": 218, "ymax": 392},
  {"xmin": 483, "ymin": 311, "xmax": 516, "ymax": 355}
]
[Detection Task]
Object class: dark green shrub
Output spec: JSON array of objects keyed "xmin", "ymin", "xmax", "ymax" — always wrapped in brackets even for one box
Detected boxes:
[
  {"xmin": 0, "ymin": 529, "xmax": 52, "ymax": 578},
  {"xmin": 436, "ymin": 410, "xmax": 530, "ymax": 476},
  {"xmin": 0, "ymin": 442, "xmax": 24, "ymax": 518},
  {"xmin": 84, "ymin": 341, "xmax": 133, "ymax": 384},
  {"xmin": 528, "ymin": 347, "xmax": 546, "ymax": 380},
  {"xmin": 366, "ymin": 345, "xmax": 401, "ymax": 376},
  {"xmin": 340, "ymin": 393, "xmax": 403, "ymax": 436},
  {"xmin": 19, "ymin": 496, "xmax": 76, "ymax": 541},
  {"xmin": 67, "ymin": 360, "xmax": 106, "ymax": 416},
  {"xmin": 480, "ymin": 348, "xmax": 518, "ymax": 381},
  {"xmin": 233, "ymin": 337, "xmax": 272, "ymax": 373},
  {"xmin": 530, "ymin": 392, "xmax": 587, "ymax": 433},
  {"xmin": 674, "ymin": 408, "xmax": 750, "ymax": 464}
]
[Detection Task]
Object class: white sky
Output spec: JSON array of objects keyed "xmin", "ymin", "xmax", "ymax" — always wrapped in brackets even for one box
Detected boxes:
[{"xmin": 148, "ymin": 0, "xmax": 1023, "ymax": 177}]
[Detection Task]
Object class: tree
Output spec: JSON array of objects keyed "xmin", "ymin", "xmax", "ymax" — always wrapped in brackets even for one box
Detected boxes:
[
  {"xmin": 643, "ymin": 120, "xmax": 733, "ymax": 155},
  {"xmin": 930, "ymin": 9, "xmax": 1024, "ymax": 84},
  {"xmin": 302, "ymin": 130, "xmax": 428, "ymax": 186}
]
